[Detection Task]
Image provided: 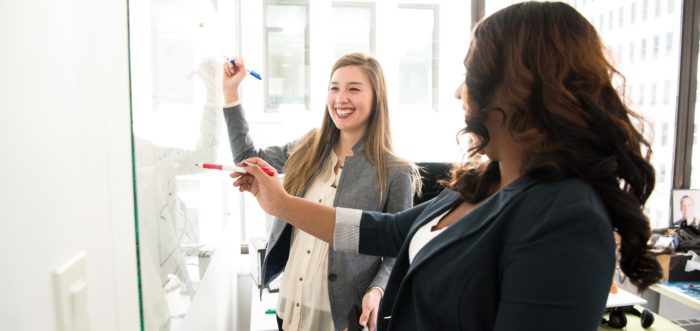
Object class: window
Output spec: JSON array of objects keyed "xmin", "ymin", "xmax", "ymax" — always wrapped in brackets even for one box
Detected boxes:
[
  {"xmin": 640, "ymin": 38, "xmax": 647, "ymax": 61},
  {"xmin": 630, "ymin": 2, "xmax": 636, "ymax": 24},
  {"xmin": 642, "ymin": 0, "xmax": 648, "ymax": 20},
  {"xmin": 658, "ymin": 163, "xmax": 666, "ymax": 184},
  {"xmin": 639, "ymin": 83, "xmax": 645, "ymax": 105},
  {"xmin": 628, "ymin": 84, "xmax": 635, "ymax": 105},
  {"xmin": 653, "ymin": 35, "xmax": 659, "ymax": 59},
  {"xmin": 666, "ymin": 31, "xmax": 673, "ymax": 57},
  {"xmin": 397, "ymin": 5, "xmax": 438, "ymax": 110},
  {"xmin": 332, "ymin": 3, "xmax": 375, "ymax": 58},
  {"xmin": 619, "ymin": 7, "xmax": 624, "ymax": 27},
  {"xmin": 629, "ymin": 41, "xmax": 635, "ymax": 62},
  {"xmin": 617, "ymin": 44, "xmax": 623, "ymax": 64},
  {"xmin": 654, "ymin": 0, "xmax": 661, "ymax": 18},
  {"xmin": 661, "ymin": 122, "xmax": 669, "ymax": 146},
  {"xmin": 264, "ymin": 1, "xmax": 309, "ymax": 111},
  {"xmin": 608, "ymin": 10, "xmax": 614, "ymax": 30},
  {"xmin": 663, "ymin": 80, "xmax": 670, "ymax": 105},
  {"xmin": 650, "ymin": 82, "xmax": 657, "ymax": 105}
]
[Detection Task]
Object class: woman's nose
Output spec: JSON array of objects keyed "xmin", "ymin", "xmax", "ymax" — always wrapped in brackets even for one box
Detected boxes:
[
  {"xmin": 455, "ymin": 82, "xmax": 466, "ymax": 100},
  {"xmin": 336, "ymin": 91, "xmax": 349, "ymax": 102}
]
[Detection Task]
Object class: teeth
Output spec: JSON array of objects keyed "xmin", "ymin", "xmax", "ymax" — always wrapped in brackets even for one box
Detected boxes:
[{"xmin": 336, "ymin": 108, "xmax": 354, "ymax": 116}]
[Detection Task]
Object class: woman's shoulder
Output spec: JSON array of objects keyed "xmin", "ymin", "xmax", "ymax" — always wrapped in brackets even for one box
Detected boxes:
[{"xmin": 525, "ymin": 177, "xmax": 608, "ymax": 215}]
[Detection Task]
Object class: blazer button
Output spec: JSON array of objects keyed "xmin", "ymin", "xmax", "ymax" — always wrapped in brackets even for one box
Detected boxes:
[{"xmin": 328, "ymin": 273, "xmax": 337, "ymax": 281}]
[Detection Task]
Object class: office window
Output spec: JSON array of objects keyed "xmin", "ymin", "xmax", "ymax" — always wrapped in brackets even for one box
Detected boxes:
[
  {"xmin": 609, "ymin": 10, "xmax": 614, "ymax": 30},
  {"xmin": 650, "ymin": 82, "xmax": 657, "ymax": 105},
  {"xmin": 599, "ymin": 14, "xmax": 604, "ymax": 32},
  {"xmin": 630, "ymin": 2, "xmax": 636, "ymax": 24},
  {"xmin": 642, "ymin": 0, "xmax": 648, "ymax": 20},
  {"xmin": 653, "ymin": 35, "xmax": 659, "ymax": 59},
  {"xmin": 666, "ymin": 31, "xmax": 673, "ymax": 57},
  {"xmin": 663, "ymin": 80, "xmax": 670, "ymax": 105},
  {"xmin": 639, "ymin": 83, "xmax": 645, "ymax": 105},
  {"xmin": 658, "ymin": 163, "xmax": 666, "ymax": 184},
  {"xmin": 397, "ymin": 5, "xmax": 438, "ymax": 110},
  {"xmin": 619, "ymin": 7, "xmax": 624, "ymax": 27},
  {"xmin": 332, "ymin": 3, "xmax": 374, "ymax": 58},
  {"xmin": 640, "ymin": 38, "xmax": 647, "ymax": 61},
  {"xmin": 629, "ymin": 41, "xmax": 635, "ymax": 62},
  {"xmin": 628, "ymin": 84, "xmax": 635, "ymax": 105},
  {"xmin": 264, "ymin": 2, "xmax": 309, "ymax": 111},
  {"xmin": 617, "ymin": 44, "xmax": 623, "ymax": 64},
  {"xmin": 668, "ymin": 0, "xmax": 674, "ymax": 14},
  {"xmin": 661, "ymin": 122, "xmax": 669, "ymax": 146},
  {"xmin": 654, "ymin": 0, "xmax": 661, "ymax": 17}
]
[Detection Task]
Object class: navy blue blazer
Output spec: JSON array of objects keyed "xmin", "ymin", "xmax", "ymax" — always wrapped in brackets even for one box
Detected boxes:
[{"xmin": 356, "ymin": 177, "xmax": 615, "ymax": 331}]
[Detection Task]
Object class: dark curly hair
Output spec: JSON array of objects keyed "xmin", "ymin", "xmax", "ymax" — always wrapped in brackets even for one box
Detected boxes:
[{"xmin": 447, "ymin": 1, "xmax": 662, "ymax": 290}]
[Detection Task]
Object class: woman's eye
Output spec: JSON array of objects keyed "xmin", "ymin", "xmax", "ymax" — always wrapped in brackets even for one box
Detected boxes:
[{"xmin": 329, "ymin": 86, "xmax": 338, "ymax": 91}]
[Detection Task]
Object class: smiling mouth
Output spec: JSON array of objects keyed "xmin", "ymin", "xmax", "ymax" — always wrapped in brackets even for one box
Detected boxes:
[{"xmin": 335, "ymin": 108, "xmax": 355, "ymax": 118}]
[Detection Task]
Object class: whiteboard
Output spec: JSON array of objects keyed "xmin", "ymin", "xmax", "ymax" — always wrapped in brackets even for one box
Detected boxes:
[{"xmin": 128, "ymin": 0, "xmax": 238, "ymax": 329}]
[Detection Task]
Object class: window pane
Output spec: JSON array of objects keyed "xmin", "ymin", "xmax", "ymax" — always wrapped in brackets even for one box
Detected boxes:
[
  {"xmin": 485, "ymin": 1, "xmax": 683, "ymax": 229},
  {"xmin": 332, "ymin": 5, "xmax": 373, "ymax": 58},
  {"xmin": 397, "ymin": 7, "xmax": 436, "ymax": 109},
  {"xmin": 265, "ymin": 3, "xmax": 308, "ymax": 110}
]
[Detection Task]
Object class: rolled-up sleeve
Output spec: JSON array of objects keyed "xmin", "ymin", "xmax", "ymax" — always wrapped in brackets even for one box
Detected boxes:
[{"xmin": 333, "ymin": 207, "xmax": 363, "ymax": 253}]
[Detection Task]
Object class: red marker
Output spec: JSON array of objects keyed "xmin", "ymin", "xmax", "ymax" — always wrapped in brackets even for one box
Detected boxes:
[{"xmin": 195, "ymin": 163, "xmax": 275, "ymax": 176}]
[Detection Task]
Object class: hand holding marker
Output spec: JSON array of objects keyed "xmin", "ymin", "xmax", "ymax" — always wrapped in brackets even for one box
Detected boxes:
[
  {"xmin": 231, "ymin": 59, "xmax": 262, "ymax": 80},
  {"xmin": 195, "ymin": 162, "xmax": 275, "ymax": 176}
]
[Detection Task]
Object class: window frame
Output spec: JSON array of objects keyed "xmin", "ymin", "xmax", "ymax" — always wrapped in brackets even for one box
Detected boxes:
[{"xmin": 672, "ymin": 0, "xmax": 700, "ymax": 190}]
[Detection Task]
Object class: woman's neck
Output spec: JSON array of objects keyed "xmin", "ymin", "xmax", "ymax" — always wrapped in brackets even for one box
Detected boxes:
[
  {"xmin": 334, "ymin": 130, "xmax": 363, "ymax": 157},
  {"xmin": 495, "ymin": 143, "xmax": 526, "ymax": 190}
]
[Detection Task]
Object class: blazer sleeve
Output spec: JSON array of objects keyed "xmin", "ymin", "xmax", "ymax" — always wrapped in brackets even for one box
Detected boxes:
[
  {"xmin": 223, "ymin": 104, "xmax": 296, "ymax": 172},
  {"xmin": 369, "ymin": 165, "xmax": 415, "ymax": 291},
  {"xmin": 493, "ymin": 202, "xmax": 616, "ymax": 331}
]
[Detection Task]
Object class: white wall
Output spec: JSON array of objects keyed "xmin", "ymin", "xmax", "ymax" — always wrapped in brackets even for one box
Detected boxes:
[{"xmin": 0, "ymin": 1, "xmax": 140, "ymax": 330}]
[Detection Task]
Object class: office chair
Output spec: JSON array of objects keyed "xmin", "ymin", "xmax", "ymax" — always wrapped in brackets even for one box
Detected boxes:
[
  {"xmin": 601, "ymin": 306, "xmax": 654, "ymax": 329},
  {"xmin": 414, "ymin": 162, "xmax": 453, "ymax": 206}
]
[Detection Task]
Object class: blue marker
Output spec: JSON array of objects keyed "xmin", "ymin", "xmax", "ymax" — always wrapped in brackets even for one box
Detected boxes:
[{"xmin": 230, "ymin": 59, "xmax": 262, "ymax": 80}]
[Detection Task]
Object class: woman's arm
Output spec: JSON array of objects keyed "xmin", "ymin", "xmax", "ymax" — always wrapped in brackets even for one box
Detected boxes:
[
  {"xmin": 223, "ymin": 104, "xmax": 296, "ymax": 170},
  {"xmin": 233, "ymin": 158, "xmax": 427, "ymax": 248},
  {"xmin": 222, "ymin": 58, "xmax": 295, "ymax": 171}
]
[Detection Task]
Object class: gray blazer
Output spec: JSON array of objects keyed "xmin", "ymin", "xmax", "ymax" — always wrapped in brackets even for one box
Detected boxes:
[{"xmin": 224, "ymin": 105, "xmax": 414, "ymax": 330}]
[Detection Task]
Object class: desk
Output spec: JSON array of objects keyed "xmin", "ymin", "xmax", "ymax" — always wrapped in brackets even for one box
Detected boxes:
[
  {"xmin": 650, "ymin": 283, "xmax": 700, "ymax": 311},
  {"xmin": 250, "ymin": 287, "xmax": 279, "ymax": 331}
]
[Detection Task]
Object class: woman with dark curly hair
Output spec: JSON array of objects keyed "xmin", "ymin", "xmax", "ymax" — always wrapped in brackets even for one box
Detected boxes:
[{"xmin": 231, "ymin": 2, "xmax": 662, "ymax": 330}]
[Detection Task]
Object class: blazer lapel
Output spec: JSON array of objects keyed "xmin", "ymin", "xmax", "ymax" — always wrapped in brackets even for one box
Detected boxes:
[{"xmin": 406, "ymin": 177, "xmax": 537, "ymax": 276}]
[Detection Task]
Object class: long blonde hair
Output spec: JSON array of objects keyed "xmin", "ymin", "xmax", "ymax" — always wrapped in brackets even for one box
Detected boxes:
[{"xmin": 282, "ymin": 52, "xmax": 421, "ymax": 199}]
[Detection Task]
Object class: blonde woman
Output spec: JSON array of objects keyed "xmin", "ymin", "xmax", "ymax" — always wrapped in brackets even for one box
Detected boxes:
[{"xmin": 222, "ymin": 53, "xmax": 419, "ymax": 331}]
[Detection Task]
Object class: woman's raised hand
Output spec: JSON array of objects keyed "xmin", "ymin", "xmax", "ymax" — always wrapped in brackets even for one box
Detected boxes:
[{"xmin": 222, "ymin": 56, "xmax": 247, "ymax": 104}]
